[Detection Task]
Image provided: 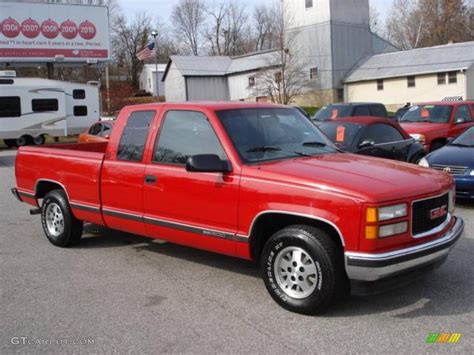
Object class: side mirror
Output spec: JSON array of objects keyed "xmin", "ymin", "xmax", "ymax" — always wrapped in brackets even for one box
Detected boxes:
[
  {"xmin": 454, "ymin": 117, "xmax": 466, "ymax": 124},
  {"xmin": 359, "ymin": 140, "xmax": 375, "ymax": 149},
  {"xmin": 186, "ymin": 154, "xmax": 231, "ymax": 173}
]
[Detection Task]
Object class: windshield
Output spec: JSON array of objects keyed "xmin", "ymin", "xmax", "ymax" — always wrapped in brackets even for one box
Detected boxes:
[
  {"xmin": 451, "ymin": 127, "xmax": 474, "ymax": 147},
  {"xmin": 319, "ymin": 122, "xmax": 363, "ymax": 149},
  {"xmin": 217, "ymin": 108, "xmax": 338, "ymax": 163},
  {"xmin": 400, "ymin": 105, "xmax": 452, "ymax": 123},
  {"xmin": 313, "ymin": 105, "xmax": 352, "ymax": 121}
]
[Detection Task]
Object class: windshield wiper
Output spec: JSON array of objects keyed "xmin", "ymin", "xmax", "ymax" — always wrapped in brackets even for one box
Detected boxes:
[
  {"xmin": 246, "ymin": 146, "xmax": 282, "ymax": 153},
  {"xmin": 303, "ymin": 141, "xmax": 327, "ymax": 147}
]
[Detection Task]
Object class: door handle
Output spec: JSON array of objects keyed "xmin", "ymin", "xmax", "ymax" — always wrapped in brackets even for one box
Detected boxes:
[{"xmin": 145, "ymin": 175, "xmax": 157, "ymax": 184}]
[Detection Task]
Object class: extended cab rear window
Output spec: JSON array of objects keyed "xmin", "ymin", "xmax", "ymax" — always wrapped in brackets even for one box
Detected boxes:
[{"xmin": 117, "ymin": 110, "xmax": 155, "ymax": 162}]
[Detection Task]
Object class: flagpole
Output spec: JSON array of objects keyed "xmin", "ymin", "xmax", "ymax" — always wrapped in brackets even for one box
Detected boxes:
[{"xmin": 151, "ymin": 30, "xmax": 159, "ymax": 99}]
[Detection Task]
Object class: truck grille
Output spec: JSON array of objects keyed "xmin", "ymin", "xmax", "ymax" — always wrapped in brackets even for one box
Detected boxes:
[
  {"xmin": 412, "ymin": 193, "xmax": 449, "ymax": 236},
  {"xmin": 432, "ymin": 164, "xmax": 468, "ymax": 175}
]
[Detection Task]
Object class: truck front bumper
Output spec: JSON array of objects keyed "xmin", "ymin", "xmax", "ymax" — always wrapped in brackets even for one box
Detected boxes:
[{"xmin": 345, "ymin": 217, "xmax": 464, "ymax": 285}]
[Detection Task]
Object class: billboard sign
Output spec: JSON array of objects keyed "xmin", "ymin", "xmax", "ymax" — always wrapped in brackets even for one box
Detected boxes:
[{"xmin": 0, "ymin": 2, "xmax": 110, "ymax": 63}]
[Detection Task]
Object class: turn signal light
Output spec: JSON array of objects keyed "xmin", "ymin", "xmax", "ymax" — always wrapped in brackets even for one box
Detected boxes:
[
  {"xmin": 365, "ymin": 225, "xmax": 378, "ymax": 240},
  {"xmin": 366, "ymin": 208, "xmax": 378, "ymax": 223}
]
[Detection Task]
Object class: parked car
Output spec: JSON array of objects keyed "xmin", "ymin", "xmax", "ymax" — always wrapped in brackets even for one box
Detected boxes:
[
  {"xmin": 312, "ymin": 102, "xmax": 388, "ymax": 122},
  {"xmin": 12, "ymin": 102, "xmax": 463, "ymax": 315},
  {"xmin": 78, "ymin": 121, "xmax": 114, "ymax": 143},
  {"xmin": 319, "ymin": 117, "xmax": 426, "ymax": 163},
  {"xmin": 419, "ymin": 126, "xmax": 474, "ymax": 199},
  {"xmin": 399, "ymin": 101, "xmax": 474, "ymax": 152}
]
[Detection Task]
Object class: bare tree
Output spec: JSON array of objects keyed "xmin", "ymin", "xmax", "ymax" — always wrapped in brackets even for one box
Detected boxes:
[
  {"xmin": 253, "ymin": 4, "xmax": 276, "ymax": 51},
  {"xmin": 205, "ymin": 2, "xmax": 229, "ymax": 55},
  {"xmin": 369, "ymin": 4, "xmax": 384, "ymax": 37},
  {"xmin": 252, "ymin": 3, "xmax": 311, "ymax": 104},
  {"xmin": 171, "ymin": 0, "xmax": 206, "ymax": 55},
  {"xmin": 112, "ymin": 12, "xmax": 152, "ymax": 87}
]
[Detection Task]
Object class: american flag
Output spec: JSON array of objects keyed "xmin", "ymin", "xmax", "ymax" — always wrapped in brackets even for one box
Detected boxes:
[{"xmin": 136, "ymin": 42, "xmax": 156, "ymax": 61}]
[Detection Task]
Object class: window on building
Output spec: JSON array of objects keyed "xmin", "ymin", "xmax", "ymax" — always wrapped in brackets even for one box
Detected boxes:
[
  {"xmin": 32, "ymin": 99, "xmax": 58, "ymax": 112},
  {"xmin": 437, "ymin": 72, "xmax": 446, "ymax": 85},
  {"xmin": 274, "ymin": 72, "xmax": 282, "ymax": 83},
  {"xmin": 407, "ymin": 76, "xmax": 416, "ymax": 88},
  {"xmin": 305, "ymin": 0, "xmax": 313, "ymax": 9},
  {"xmin": 73, "ymin": 89, "xmax": 86, "ymax": 99},
  {"xmin": 448, "ymin": 71, "xmax": 457, "ymax": 84},
  {"xmin": 73, "ymin": 106, "xmax": 88, "ymax": 116},
  {"xmin": 117, "ymin": 110, "xmax": 155, "ymax": 162},
  {"xmin": 248, "ymin": 76, "xmax": 256, "ymax": 87},
  {"xmin": 336, "ymin": 89, "xmax": 344, "ymax": 102},
  {"xmin": 0, "ymin": 96, "xmax": 21, "ymax": 117},
  {"xmin": 309, "ymin": 67, "xmax": 318, "ymax": 80},
  {"xmin": 377, "ymin": 79, "xmax": 384, "ymax": 91},
  {"xmin": 154, "ymin": 110, "xmax": 227, "ymax": 165}
]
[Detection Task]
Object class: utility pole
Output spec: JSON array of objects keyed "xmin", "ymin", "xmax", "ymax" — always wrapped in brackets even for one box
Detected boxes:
[{"xmin": 151, "ymin": 30, "xmax": 159, "ymax": 99}]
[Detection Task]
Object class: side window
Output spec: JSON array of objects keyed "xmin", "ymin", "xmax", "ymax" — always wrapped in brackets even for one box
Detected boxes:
[
  {"xmin": 0, "ymin": 96, "xmax": 21, "ymax": 117},
  {"xmin": 89, "ymin": 123, "xmax": 102, "ymax": 135},
  {"xmin": 370, "ymin": 105, "xmax": 387, "ymax": 118},
  {"xmin": 353, "ymin": 105, "xmax": 370, "ymax": 116},
  {"xmin": 32, "ymin": 99, "xmax": 58, "ymax": 112},
  {"xmin": 74, "ymin": 106, "xmax": 88, "ymax": 116},
  {"xmin": 154, "ymin": 110, "xmax": 226, "ymax": 165},
  {"xmin": 361, "ymin": 124, "xmax": 404, "ymax": 144},
  {"xmin": 117, "ymin": 110, "xmax": 155, "ymax": 162},
  {"xmin": 100, "ymin": 123, "xmax": 113, "ymax": 137},
  {"xmin": 73, "ymin": 89, "xmax": 86, "ymax": 99},
  {"xmin": 455, "ymin": 105, "xmax": 472, "ymax": 122}
]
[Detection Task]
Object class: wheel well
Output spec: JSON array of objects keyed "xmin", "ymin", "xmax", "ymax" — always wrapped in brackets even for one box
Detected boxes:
[
  {"xmin": 249, "ymin": 213, "xmax": 344, "ymax": 262},
  {"xmin": 35, "ymin": 181, "xmax": 64, "ymax": 199}
]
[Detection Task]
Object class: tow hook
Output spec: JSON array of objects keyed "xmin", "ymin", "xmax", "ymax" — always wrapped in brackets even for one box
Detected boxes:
[{"xmin": 29, "ymin": 208, "xmax": 42, "ymax": 215}]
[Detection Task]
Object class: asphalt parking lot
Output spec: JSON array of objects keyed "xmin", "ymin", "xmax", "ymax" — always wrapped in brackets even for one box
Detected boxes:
[{"xmin": 1, "ymin": 149, "xmax": 473, "ymax": 353}]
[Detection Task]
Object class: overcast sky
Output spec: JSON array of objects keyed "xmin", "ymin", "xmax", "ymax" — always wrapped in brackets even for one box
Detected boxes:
[{"xmin": 119, "ymin": 0, "xmax": 393, "ymax": 25}]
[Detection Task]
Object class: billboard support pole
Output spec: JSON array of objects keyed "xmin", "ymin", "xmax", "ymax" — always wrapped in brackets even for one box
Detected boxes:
[{"xmin": 151, "ymin": 30, "xmax": 159, "ymax": 98}]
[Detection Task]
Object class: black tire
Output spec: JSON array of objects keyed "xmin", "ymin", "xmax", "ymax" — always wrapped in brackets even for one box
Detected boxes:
[
  {"xmin": 16, "ymin": 135, "xmax": 31, "ymax": 147},
  {"xmin": 41, "ymin": 189, "xmax": 83, "ymax": 247},
  {"xmin": 430, "ymin": 141, "xmax": 445, "ymax": 152},
  {"xmin": 33, "ymin": 135, "xmax": 46, "ymax": 145},
  {"xmin": 261, "ymin": 225, "xmax": 348, "ymax": 315}
]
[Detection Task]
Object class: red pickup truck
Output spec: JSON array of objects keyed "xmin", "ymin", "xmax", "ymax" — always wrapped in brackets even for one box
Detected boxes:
[
  {"xmin": 12, "ymin": 102, "xmax": 464, "ymax": 315},
  {"xmin": 399, "ymin": 101, "xmax": 474, "ymax": 151}
]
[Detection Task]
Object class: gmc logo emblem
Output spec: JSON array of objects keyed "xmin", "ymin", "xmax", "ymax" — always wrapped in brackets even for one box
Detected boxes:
[{"xmin": 430, "ymin": 205, "xmax": 447, "ymax": 220}]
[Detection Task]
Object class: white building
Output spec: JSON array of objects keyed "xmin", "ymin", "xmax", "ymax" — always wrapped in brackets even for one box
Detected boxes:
[
  {"xmin": 163, "ymin": 0, "xmax": 395, "ymax": 105},
  {"xmin": 139, "ymin": 64, "xmax": 166, "ymax": 97},
  {"xmin": 344, "ymin": 42, "xmax": 474, "ymax": 111}
]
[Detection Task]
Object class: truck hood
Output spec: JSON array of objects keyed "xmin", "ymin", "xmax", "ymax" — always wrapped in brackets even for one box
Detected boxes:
[
  {"xmin": 247, "ymin": 153, "xmax": 452, "ymax": 203},
  {"xmin": 399, "ymin": 122, "xmax": 447, "ymax": 135}
]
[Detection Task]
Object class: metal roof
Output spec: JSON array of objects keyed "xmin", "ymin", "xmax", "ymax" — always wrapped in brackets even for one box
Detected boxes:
[
  {"xmin": 345, "ymin": 41, "xmax": 474, "ymax": 83},
  {"xmin": 163, "ymin": 50, "xmax": 280, "ymax": 81}
]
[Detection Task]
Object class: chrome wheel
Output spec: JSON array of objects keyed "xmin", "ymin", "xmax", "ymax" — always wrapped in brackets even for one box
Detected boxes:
[
  {"xmin": 45, "ymin": 203, "xmax": 65, "ymax": 237},
  {"xmin": 274, "ymin": 246, "xmax": 319, "ymax": 299}
]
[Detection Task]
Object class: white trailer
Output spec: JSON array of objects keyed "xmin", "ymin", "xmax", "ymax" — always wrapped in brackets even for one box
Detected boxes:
[{"xmin": 0, "ymin": 72, "xmax": 100, "ymax": 146}]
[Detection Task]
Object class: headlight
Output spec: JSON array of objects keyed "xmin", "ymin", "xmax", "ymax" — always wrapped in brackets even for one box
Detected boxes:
[
  {"xmin": 470, "ymin": 170, "xmax": 474, "ymax": 176},
  {"xmin": 377, "ymin": 204, "xmax": 408, "ymax": 221},
  {"xmin": 410, "ymin": 134, "xmax": 426, "ymax": 144},
  {"xmin": 418, "ymin": 157, "xmax": 430, "ymax": 168},
  {"xmin": 448, "ymin": 187, "xmax": 456, "ymax": 213},
  {"xmin": 379, "ymin": 222, "xmax": 408, "ymax": 238}
]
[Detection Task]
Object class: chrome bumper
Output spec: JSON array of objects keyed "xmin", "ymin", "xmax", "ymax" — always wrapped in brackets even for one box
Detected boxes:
[{"xmin": 345, "ymin": 217, "xmax": 464, "ymax": 282}]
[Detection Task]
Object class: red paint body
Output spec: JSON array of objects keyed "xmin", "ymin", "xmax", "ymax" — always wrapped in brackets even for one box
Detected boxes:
[
  {"xmin": 400, "ymin": 101, "xmax": 474, "ymax": 151},
  {"xmin": 14, "ymin": 102, "xmax": 455, "ymax": 260}
]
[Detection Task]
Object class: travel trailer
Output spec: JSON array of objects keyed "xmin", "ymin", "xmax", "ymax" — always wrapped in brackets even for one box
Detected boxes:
[{"xmin": 0, "ymin": 71, "xmax": 100, "ymax": 147}]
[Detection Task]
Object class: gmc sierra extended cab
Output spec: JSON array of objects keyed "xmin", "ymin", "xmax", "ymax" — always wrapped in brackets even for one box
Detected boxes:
[
  {"xmin": 12, "ymin": 102, "xmax": 464, "ymax": 315},
  {"xmin": 399, "ymin": 101, "xmax": 474, "ymax": 151}
]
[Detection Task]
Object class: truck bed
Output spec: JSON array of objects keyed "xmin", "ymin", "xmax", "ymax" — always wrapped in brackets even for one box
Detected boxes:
[{"xmin": 15, "ymin": 142, "xmax": 107, "ymax": 225}]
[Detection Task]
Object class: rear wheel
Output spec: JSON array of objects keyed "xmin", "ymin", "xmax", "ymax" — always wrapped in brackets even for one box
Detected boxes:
[
  {"xmin": 33, "ymin": 135, "xmax": 46, "ymax": 145},
  {"xmin": 41, "ymin": 190, "xmax": 83, "ymax": 247},
  {"xmin": 261, "ymin": 225, "xmax": 348, "ymax": 315}
]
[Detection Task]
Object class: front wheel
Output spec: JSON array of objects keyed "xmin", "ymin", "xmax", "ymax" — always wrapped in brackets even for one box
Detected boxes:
[
  {"xmin": 261, "ymin": 225, "xmax": 348, "ymax": 315},
  {"xmin": 41, "ymin": 190, "xmax": 83, "ymax": 247}
]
